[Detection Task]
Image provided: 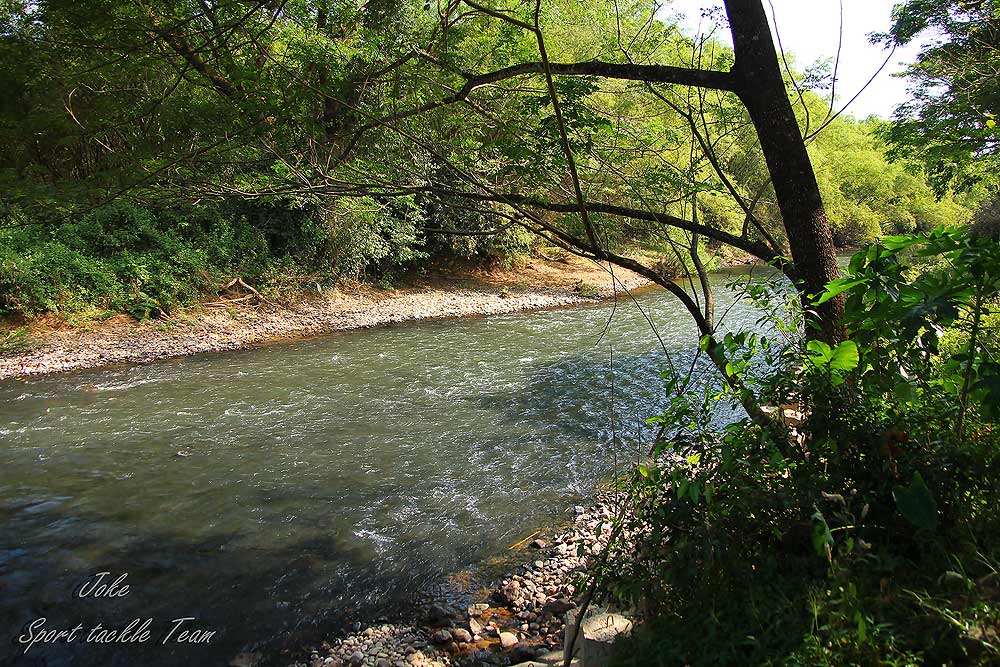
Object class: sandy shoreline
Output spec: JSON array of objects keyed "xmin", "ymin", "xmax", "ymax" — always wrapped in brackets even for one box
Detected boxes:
[{"xmin": 0, "ymin": 256, "xmax": 649, "ymax": 381}]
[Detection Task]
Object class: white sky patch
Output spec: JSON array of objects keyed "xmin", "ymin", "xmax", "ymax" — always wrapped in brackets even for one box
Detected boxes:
[{"xmin": 661, "ymin": 0, "xmax": 923, "ymax": 119}]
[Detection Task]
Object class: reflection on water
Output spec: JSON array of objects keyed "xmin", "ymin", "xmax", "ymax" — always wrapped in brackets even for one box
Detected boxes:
[{"xmin": 0, "ymin": 266, "xmax": 775, "ymax": 666}]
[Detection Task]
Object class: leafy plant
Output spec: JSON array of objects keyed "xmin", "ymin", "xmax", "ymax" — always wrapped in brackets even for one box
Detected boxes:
[{"xmin": 601, "ymin": 228, "xmax": 1000, "ymax": 666}]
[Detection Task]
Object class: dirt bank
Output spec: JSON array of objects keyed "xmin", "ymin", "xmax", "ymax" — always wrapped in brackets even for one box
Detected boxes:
[{"xmin": 0, "ymin": 255, "xmax": 649, "ymax": 380}]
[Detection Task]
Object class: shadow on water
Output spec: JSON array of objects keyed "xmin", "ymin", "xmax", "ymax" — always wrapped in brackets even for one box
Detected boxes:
[
  {"xmin": 0, "ymin": 267, "xmax": 777, "ymax": 666},
  {"xmin": 0, "ymin": 499, "xmax": 428, "ymax": 666}
]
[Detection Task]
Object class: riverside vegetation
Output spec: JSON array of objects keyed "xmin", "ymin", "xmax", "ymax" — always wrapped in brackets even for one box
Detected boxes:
[
  {"xmin": 2, "ymin": 0, "xmax": 999, "ymax": 666},
  {"xmin": 0, "ymin": 0, "xmax": 988, "ymax": 325}
]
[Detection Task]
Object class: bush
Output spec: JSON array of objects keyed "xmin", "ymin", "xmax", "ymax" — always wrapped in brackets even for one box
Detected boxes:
[
  {"xmin": 0, "ymin": 200, "xmax": 333, "ymax": 318},
  {"xmin": 599, "ymin": 228, "xmax": 1000, "ymax": 666},
  {"xmin": 0, "ymin": 192, "xmax": 538, "ymax": 319}
]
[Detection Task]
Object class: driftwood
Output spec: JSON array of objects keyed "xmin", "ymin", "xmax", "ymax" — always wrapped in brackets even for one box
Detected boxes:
[
  {"xmin": 204, "ymin": 295, "xmax": 257, "ymax": 308},
  {"xmin": 214, "ymin": 277, "xmax": 297, "ymax": 311},
  {"xmin": 507, "ymin": 530, "xmax": 542, "ymax": 550}
]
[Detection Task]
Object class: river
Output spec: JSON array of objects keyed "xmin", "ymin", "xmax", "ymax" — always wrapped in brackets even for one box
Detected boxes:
[{"xmin": 0, "ymin": 266, "xmax": 777, "ymax": 666}]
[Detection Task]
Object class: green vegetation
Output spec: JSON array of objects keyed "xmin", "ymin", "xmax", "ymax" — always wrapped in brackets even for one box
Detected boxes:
[
  {"xmin": 2, "ymin": 1, "xmax": 998, "ymax": 663},
  {"xmin": 594, "ymin": 229, "xmax": 1000, "ymax": 666},
  {"xmin": 0, "ymin": 0, "xmax": 981, "ymax": 321},
  {"xmin": 881, "ymin": 0, "xmax": 1000, "ymax": 195},
  {"xmin": 811, "ymin": 117, "xmax": 975, "ymax": 246}
]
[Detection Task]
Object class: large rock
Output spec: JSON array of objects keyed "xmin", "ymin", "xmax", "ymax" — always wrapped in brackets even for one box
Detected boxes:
[
  {"xmin": 430, "ymin": 629, "xmax": 453, "ymax": 644},
  {"xmin": 570, "ymin": 613, "xmax": 633, "ymax": 667},
  {"xmin": 509, "ymin": 642, "xmax": 537, "ymax": 663},
  {"xmin": 499, "ymin": 631, "xmax": 519, "ymax": 649},
  {"xmin": 425, "ymin": 603, "xmax": 455, "ymax": 625},
  {"xmin": 451, "ymin": 628, "xmax": 472, "ymax": 643}
]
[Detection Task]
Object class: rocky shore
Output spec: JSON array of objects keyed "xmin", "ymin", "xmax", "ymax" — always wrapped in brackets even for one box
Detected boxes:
[
  {"xmin": 0, "ymin": 257, "xmax": 648, "ymax": 381},
  {"xmin": 284, "ymin": 497, "xmax": 623, "ymax": 667}
]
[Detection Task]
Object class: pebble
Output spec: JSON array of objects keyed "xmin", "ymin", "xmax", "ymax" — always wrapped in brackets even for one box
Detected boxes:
[
  {"xmin": 430, "ymin": 629, "xmax": 452, "ymax": 645},
  {"xmin": 1, "ymin": 277, "xmax": 649, "ymax": 381},
  {"xmin": 288, "ymin": 495, "xmax": 626, "ymax": 667}
]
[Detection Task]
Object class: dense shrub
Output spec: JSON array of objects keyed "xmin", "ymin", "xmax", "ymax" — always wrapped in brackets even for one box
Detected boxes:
[
  {"xmin": 0, "ymin": 194, "xmax": 539, "ymax": 319},
  {"xmin": 0, "ymin": 200, "xmax": 331, "ymax": 318},
  {"xmin": 599, "ymin": 228, "xmax": 1000, "ymax": 666}
]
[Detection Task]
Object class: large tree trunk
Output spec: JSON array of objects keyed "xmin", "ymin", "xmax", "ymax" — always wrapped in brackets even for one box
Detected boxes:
[{"xmin": 724, "ymin": 0, "xmax": 846, "ymax": 344}]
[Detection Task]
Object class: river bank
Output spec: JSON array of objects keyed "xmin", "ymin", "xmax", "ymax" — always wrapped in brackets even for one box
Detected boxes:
[
  {"xmin": 0, "ymin": 255, "xmax": 649, "ymax": 380},
  {"xmin": 281, "ymin": 495, "xmax": 623, "ymax": 667}
]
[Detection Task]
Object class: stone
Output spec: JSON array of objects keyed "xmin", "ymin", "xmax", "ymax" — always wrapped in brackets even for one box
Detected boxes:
[
  {"xmin": 430, "ymin": 629, "xmax": 453, "ymax": 644},
  {"xmin": 451, "ymin": 628, "xmax": 472, "ymax": 643},
  {"xmin": 577, "ymin": 613, "xmax": 633, "ymax": 667},
  {"xmin": 375, "ymin": 660, "xmax": 392, "ymax": 667},
  {"xmin": 499, "ymin": 632, "xmax": 519, "ymax": 649},
  {"xmin": 468, "ymin": 616, "xmax": 483, "ymax": 635},
  {"xmin": 510, "ymin": 642, "xmax": 537, "ymax": 663},
  {"xmin": 349, "ymin": 651, "xmax": 365, "ymax": 666},
  {"xmin": 425, "ymin": 603, "xmax": 455, "ymax": 625},
  {"xmin": 468, "ymin": 603, "xmax": 489, "ymax": 617},
  {"xmin": 496, "ymin": 580, "xmax": 521, "ymax": 605},
  {"xmin": 530, "ymin": 539, "xmax": 547, "ymax": 549},
  {"xmin": 542, "ymin": 598, "xmax": 576, "ymax": 616}
]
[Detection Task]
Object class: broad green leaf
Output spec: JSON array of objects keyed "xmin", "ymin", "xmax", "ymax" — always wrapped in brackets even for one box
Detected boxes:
[
  {"xmin": 816, "ymin": 278, "xmax": 868, "ymax": 305},
  {"xmin": 829, "ymin": 340, "xmax": 860, "ymax": 373},
  {"xmin": 811, "ymin": 511, "xmax": 834, "ymax": 557},
  {"xmin": 893, "ymin": 471, "xmax": 938, "ymax": 531}
]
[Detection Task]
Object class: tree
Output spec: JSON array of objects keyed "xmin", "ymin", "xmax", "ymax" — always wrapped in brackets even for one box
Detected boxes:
[
  {"xmin": 384, "ymin": 0, "xmax": 847, "ymax": 343},
  {"xmin": 2, "ymin": 0, "xmax": 852, "ymax": 432},
  {"xmin": 882, "ymin": 0, "xmax": 1000, "ymax": 195}
]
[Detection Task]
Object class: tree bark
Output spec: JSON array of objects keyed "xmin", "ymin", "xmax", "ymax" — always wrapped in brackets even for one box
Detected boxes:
[{"xmin": 724, "ymin": 0, "xmax": 846, "ymax": 344}]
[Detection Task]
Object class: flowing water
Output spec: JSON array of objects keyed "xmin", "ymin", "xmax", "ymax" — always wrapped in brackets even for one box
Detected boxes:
[{"xmin": 0, "ymin": 266, "xmax": 777, "ymax": 666}]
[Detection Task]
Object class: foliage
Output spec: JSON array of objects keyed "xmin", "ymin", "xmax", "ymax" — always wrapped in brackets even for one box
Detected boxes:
[
  {"xmin": 0, "ymin": 325, "xmax": 31, "ymax": 353},
  {"xmin": 0, "ymin": 200, "xmax": 332, "ymax": 318},
  {"xmin": 881, "ymin": 0, "xmax": 1000, "ymax": 194},
  {"xmin": 810, "ymin": 118, "xmax": 972, "ymax": 246},
  {"xmin": 599, "ymin": 227, "xmax": 1000, "ymax": 666},
  {"xmin": 0, "ymin": 0, "xmax": 979, "ymax": 322}
]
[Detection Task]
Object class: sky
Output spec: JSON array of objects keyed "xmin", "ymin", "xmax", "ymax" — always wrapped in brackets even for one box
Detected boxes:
[{"xmin": 663, "ymin": 0, "xmax": 922, "ymax": 118}]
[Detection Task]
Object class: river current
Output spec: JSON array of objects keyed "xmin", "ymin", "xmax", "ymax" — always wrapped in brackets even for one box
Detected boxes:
[{"xmin": 0, "ymin": 266, "xmax": 775, "ymax": 666}]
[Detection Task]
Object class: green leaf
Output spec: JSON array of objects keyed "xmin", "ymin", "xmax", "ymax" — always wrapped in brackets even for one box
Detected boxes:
[
  {"xmin": 816, "ymin": 278, "xmax": 868, "ymax": 305},
  {"xmin": 893, "ymin": 471, "xmax": 938, "ymax": 531},
  {"xmin": 811, "ymin": 511, "xmax": 834, "ymax": 557},
  {"xmin": 829, "ymin": 340, "xmax": 860, "ymax": 373},
  {"xmin": 806, "ymin": 339, "xmax": 833, "ymax": 365},
  {"xmin": 883, "ymin": 234, "xmax": 927, "ymax": 251}
]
